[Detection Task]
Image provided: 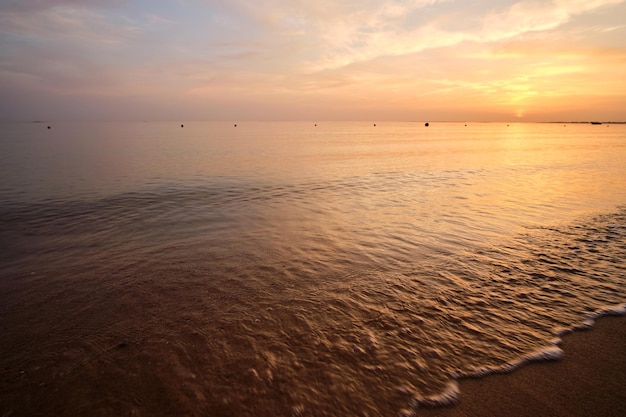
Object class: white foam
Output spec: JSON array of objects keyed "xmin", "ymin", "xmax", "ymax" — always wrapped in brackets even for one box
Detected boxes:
[
  {"xmin": 549, "ymin": 336, "xmax": 563, "ymax": 345},
  {"xmin": 414, "ymin": 342, "xmax": 565, "ymax": 410},
  {"xmin": 554, "ymin": 327, "xmax": 570, "ymax": 337},
  {"xmin": 414, "ymin": 304, "xmax": 624, "ymax": 410},
  {"xmin": 437, "ymin": 302, "xmax": 626, "ymax": 407},
  {"xmin": 586, "ymin": 303, "xmax": 626, "ymax": 320},
  {"xmin": 411, "ymin": 302, "xmax": 626, "ymax": 412},
  {"xmin": 456, "ymin": 344, "xmax": 564, "ymax": 382},
  {"xmin": 574, "ymin": 319, "xmax": 595, "ymax": 331},
  {"xmin": 570, "ymin": 303, "xmax": 626, "ymax": 331},
  {"xmin": 515, "ymin": 345, "xmax": 563, "ymax": 364},
  {"xmin": 416, "ymin": 380, "xmax": 460, "ymax": 408},
  {"xmin": 556, "ymin": 303, "xmax": 626, "ymax": 336}
]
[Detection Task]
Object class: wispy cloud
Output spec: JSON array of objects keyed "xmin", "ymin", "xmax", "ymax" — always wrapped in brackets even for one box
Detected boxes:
[
  {"xmin": 1, "ymin": 0, "xmax": 625, "ymax": 121},
  {"xmin": 303, "ymin": 0, "xmax": 626, "ymax": 71},
  {"xmin": 0, "ymin": 0, "xmax": 129, "ymax": 13}
]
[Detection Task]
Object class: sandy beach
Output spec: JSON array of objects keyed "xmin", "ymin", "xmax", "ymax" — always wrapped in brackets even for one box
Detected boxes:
[{"xmin": 419, "ymin": 315, "xmax": 626, "ymax": 417}]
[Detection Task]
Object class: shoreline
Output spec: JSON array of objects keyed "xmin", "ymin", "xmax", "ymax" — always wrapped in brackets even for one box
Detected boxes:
[{"xmin": 418, "ymin": 314, "xmax": 626, "ymax": 417}]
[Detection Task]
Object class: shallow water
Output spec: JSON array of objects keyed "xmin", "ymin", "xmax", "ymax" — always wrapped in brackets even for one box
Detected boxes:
[{"xmin": 1, "ymin": 121, "xmax": 625, "ymax": 416}]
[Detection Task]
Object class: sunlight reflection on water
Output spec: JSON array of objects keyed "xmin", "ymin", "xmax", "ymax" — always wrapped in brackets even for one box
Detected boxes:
[{"xmin": 1, "ymin": 121, "xmax": 625, "ymax": 416}]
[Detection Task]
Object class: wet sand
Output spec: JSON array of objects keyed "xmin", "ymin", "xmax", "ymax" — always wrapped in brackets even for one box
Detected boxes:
[{"xmin": 419, "ymin": 314, "xmax": 626, "ymax": 417}]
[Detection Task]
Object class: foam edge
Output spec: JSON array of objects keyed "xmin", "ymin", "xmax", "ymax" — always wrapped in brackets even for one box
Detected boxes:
[
  {"xmin": 415, "ymin": 380, "xmax": 461, "ymax": 408},
  {"xmin": 561, "ymin": 302, "xmax": 626, "ymax": 334},
  {"xmin": 414, "ymin": 302, "xmax": 626, "ymax": 411}
]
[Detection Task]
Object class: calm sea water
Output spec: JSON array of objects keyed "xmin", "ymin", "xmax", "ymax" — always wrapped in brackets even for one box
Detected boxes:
[{"xmin": 1, "ymin": 121, "xmax": 625, "ymax": 416}]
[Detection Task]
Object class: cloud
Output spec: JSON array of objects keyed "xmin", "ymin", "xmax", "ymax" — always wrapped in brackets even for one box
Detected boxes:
[
  {"xmin": 0, "ymin": 0, "xmax": 128, "ymax": 12},
  {"xmin": 479, "ymin": 0, "xmax": 624, "ymax": 41},
  {"xmin": 0, "ymin": 4, "xmax": 141, "ymax": 44},
  {"xmin": 296, "ymin": 0, "xmax": 626, "ymax": 71},
  {"xmin": 1, "ymin": 0, "xmax": 625, "ymax": 121},
  {"xmin": 0, "ymin": 3, "xmax": 149, "ymax": 102}
]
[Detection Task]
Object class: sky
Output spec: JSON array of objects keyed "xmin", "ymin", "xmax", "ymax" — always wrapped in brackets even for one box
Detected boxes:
[{"xmin": 1, "ymin": 0, "xmax": 625, "ymax": 122}]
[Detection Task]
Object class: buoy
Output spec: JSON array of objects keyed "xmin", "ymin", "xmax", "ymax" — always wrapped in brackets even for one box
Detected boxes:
[
  {"xmin": 425, "ymin": 122, "xmax": 429, "ymax": 127},
  {"xmin": 47, "ymin": 126, "xmax": 51, "ymax": 129},
  {"xmin": 373, "ymin": 123, "xmax": 376, "ymax": 127},
  {"xmin": 234, "ymin": 124, "xmax": 237, "ymax": 127},
  {"xmin": 181, "ymin": 124, "xmax": 184, "ymax": 128}
]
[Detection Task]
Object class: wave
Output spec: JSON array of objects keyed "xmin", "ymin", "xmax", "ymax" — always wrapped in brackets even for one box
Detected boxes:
[{"xmin": 1, "ymin": 178, "xmax": 625, "ymax": 416}]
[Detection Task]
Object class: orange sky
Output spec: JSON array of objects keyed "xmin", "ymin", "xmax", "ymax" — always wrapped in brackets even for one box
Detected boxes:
[{"xmin": 1, "ymin": 0, "xmax": 625, "ymax": 122}]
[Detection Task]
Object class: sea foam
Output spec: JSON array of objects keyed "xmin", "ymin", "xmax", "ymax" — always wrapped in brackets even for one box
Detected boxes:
[
  {"xmin": 422, "ymin": 302, "xmax": 626, "ymax": 409},
  {"xmin": 415, "ymin": 380, "xmax": 461, "ymax": 408}
]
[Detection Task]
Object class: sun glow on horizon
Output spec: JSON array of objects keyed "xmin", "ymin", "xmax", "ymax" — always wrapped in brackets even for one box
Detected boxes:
[{"xmin": 1, "ymin": 0, "xmax": 625, "ymax": 122}]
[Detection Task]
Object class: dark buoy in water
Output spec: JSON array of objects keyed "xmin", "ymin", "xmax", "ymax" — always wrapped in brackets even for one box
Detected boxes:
[
  {"xmin": 425, "ymin": 122, "xmax": 429, "ymax": 127},
  {"xmin": 234, "ymin": 124, "xmax": 237, "ymax": 127},
  {"xmin": 47, "ymin": 126, "xmax": 51, "ymax": 129},
  {"xmin": 314, "ymin": 123, "xmax": 317, "ymax": 127},
  {"xmin": 181, "ymin": 124, "xmax": 184, "ymax": 128},
  {"xmin": 373, "ymin": 123, "xmax": 376, "ymax": 127}
]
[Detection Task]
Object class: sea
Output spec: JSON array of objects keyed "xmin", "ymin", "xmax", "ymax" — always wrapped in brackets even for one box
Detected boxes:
[{"xmin": 1, "ymin": 121, "xmax": 625, "ymax": 417}]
